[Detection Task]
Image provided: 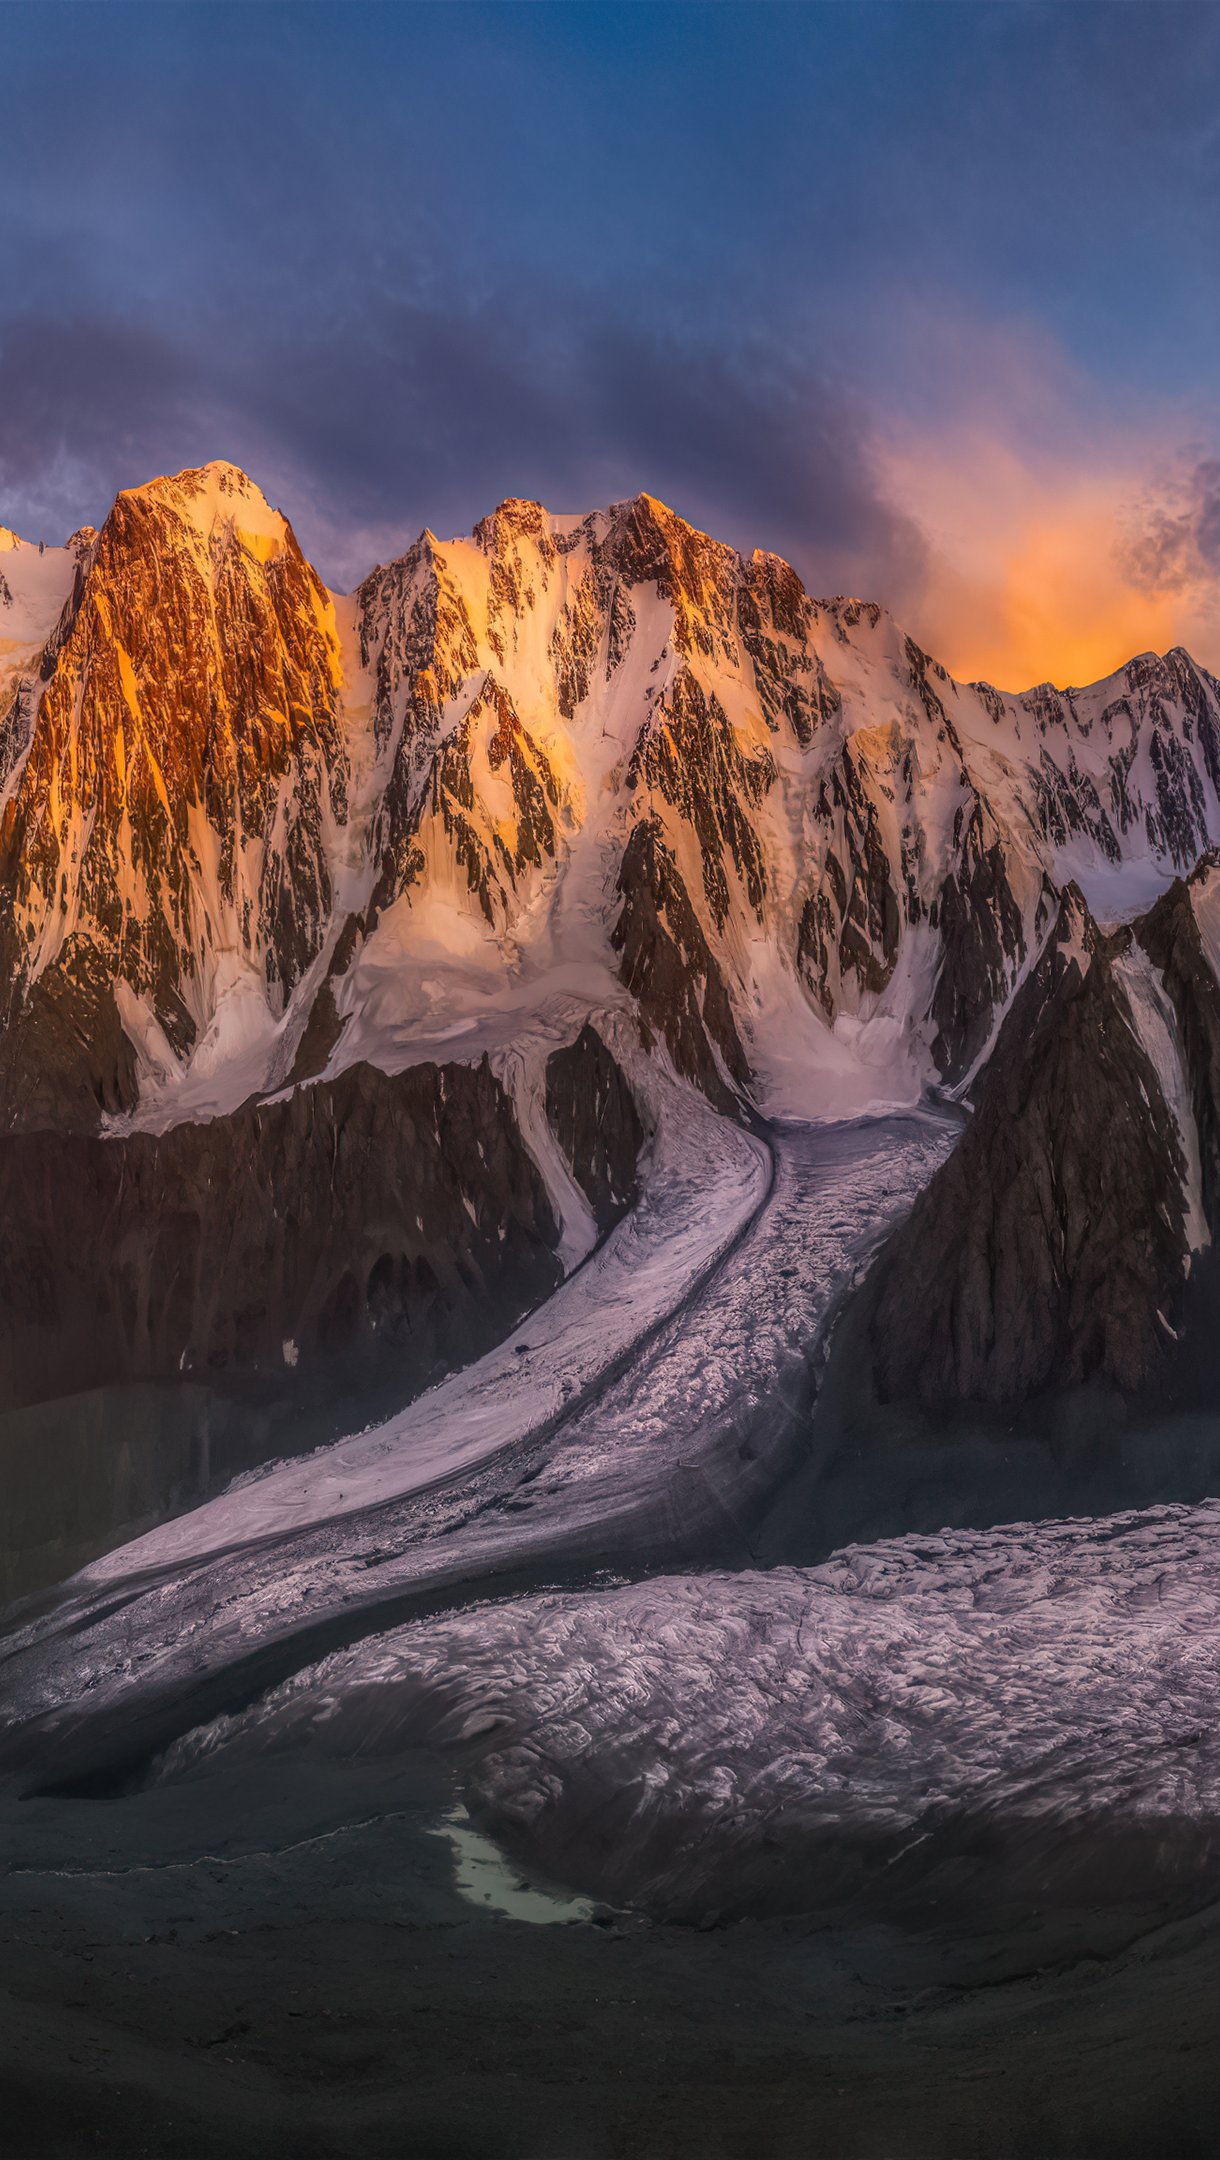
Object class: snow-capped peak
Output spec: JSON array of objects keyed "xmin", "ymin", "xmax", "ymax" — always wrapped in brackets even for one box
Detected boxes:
[{"xmin": 116, "ymin": 460, "xmax": 293, "ymax": 563}]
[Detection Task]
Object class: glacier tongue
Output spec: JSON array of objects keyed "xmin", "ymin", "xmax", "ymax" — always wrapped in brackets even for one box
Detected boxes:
[{"xmin": 156, "ymin": 1498, "xmax": 1220, "ymax": 1922}]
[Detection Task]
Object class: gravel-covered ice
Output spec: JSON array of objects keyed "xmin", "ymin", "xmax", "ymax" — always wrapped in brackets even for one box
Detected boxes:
[{"xmin": 158, "ymin": 1501, "xmax": 1220, "ymax": 1920}]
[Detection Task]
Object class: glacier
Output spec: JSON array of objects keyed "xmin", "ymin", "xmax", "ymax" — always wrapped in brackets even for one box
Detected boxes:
[{"xmin": 153, "ymin": 1499, "xmax": 1220, "ymax": 1925}]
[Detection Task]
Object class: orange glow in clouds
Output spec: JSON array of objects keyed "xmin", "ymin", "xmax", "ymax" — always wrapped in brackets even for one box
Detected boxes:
[{"xmin": 878, "ymin": 426, "xmax": 1215, "ymax": 694}]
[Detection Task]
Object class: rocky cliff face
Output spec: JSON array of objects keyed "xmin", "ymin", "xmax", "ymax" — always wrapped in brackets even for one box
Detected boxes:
[
  {"xmin": 612, "ymin": 817, "xmax": 750, "ymax": 1110},
  {"xmin": 0, "ymin": 465, "xmax": 351, "ymax": 1133},
  {"xmin": 868, "ymin": 888, "xmax": 1199, "ymax": 1413},
  {"xmin": 544, "ymin": 1023, "xmax": 644, "ymax": 1236},
  {"xmin": 857, "ymin": 838, "xmax": 1220, "ymax": 1424},
  {"xmin": 1136, "ymin": 865, "xmax": 1220, "ymax": 1233},
  {"xmin": 0, "ymin": 1056, "xmax": 562, "ymax": 1410},
  {"xmin": 338, "ymin": 499, "xmax": 1220, "ymax": 1124}
]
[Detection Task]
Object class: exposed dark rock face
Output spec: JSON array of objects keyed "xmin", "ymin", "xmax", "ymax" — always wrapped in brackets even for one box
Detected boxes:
[
  {"xmin": 351, "ymin": 489, "xmax": 863, "ymax": 1121},
  {"xmin": 357, "ymin": 531, "xmax": 481, "ymax": 885},
  {"xmin": 737, "ymin": 551, "xmax": 840, "ymax": 745},
  {"xmin": 0, "ymin": 1057, "xmax": 561, "ymax": 1411},
  {"xmin": 285, "ymin": 978, "xmax": 345, "ymax": 1086},
  {"xmin": 26, "ymin": 460, "xmax": 1220, "ymax": 1612},
  {"xmin": 870, "ymin": 889, "xmax": 1190, "ymax": 1412},
  {"xmin": 929, "ymin": 800, "xmax": 1033, "ymax": 1084},
  {"xmin": 1017, "ymin": 650, "xmax": 1220, "ymax": 872},
  {"xmin": 0, "ymin": 469, "xmax": 346, "ymax": 1011},
  {"xmin": 0, "ymin": 936, "xmax": 141, "ymax": 1134},
  {"xmin": 1138, "ymin": 868, "xmax": 1220, "ymax": 1231},
  {"xmin": 404, "ymin": 678, "xmax": 563, "ymax": 926},
  {"xmin": 0, "ymin": 466, "xmax": 351, "ymax": 1134},
  {"xmin": 285, "ymin": 913, "xmax": 364, "ymax": 1086},
  {"xmin": 628, "ymin": 672, "xmax": 773, "ymax": 932},
  {"xmin": 545, "ymin": 1025, "xmax": 645, "ymax": 1235},
  {"xmin": 794, "ymin": 710, "xmax": 1035, "ymax": 1071},
  {"xmin": 798, "ymin": 740, "xmax": 904, "ymax": 1019},
  {"xmin": 1, "ymin": 1383, "xmax": 310, "ymax": 1605},
  {"xmin": 612, "ymin": 818, "xmax": 750, "ymax": 1114},
  {"xmin": 8, "ymin": 464, "xmax": 1220, "ymax": 1151},
  {"xmin": 602, "ymin": 492, "xmax": 741, "ymax": 663}
]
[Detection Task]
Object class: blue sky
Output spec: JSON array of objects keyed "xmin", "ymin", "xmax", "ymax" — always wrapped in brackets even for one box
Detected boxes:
[{"xmin": 3, "ymin": 1, "xmax": 1220, "ymax": 683}]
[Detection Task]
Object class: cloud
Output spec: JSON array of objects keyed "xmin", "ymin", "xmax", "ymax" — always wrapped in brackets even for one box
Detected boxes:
[
  {"xmin": 877, "ymin": 427, "xmax": 1187, "ymax": 691},
  {"xmin": 575, "ymin": 323, "xmax": 929, "ymax": 609},
  {"xmin": 0, "ymin": 287, "xmax": 926, "ymax": 605},
  {"xmin": 0, "ymin": 313, "xmax": 208, "ymax": 540},
  {"xmin": 1121, "ymin": 457, "xmax": 1220, "ymax": 594},
  {"xmin": 7, "ymin": 282, "xmax": 1215, "ymax": 699},
  {"xmin": 5, "ymin": 0, "xmax": 1220, "ymax": 692},
  {"xmin": 866, "ymin": 308, "xmax": 1220, "ymax": 689}
]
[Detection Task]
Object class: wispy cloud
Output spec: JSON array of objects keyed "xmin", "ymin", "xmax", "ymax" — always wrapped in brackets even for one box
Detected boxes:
[
  {"xmin": 1122, "ymin": 455, "xmax": 1220, "ymax": 595},
  {"xmin": 869, "ymin": 311, "xmax": 1220, "ymax": 689}
]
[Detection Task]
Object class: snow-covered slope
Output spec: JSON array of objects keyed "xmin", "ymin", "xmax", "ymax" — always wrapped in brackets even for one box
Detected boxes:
[
  {"xmin": 336, "ymin": 499, "xmax": 1220, "ymax": 1121},
  {"xmin": 5, "ymin": 464, "xmax": 1220, "ymax": 1140},
  {"xmin": 0, "ymin": 525, "xmax": 82, "ymax": 706},
  {"xmin": 349, "ymin": 507, "xmax": 1220, "ymax": 1109}
]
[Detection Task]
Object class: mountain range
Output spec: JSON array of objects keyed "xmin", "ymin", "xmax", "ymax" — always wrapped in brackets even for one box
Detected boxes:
[{"xmin": 6, "ymin": 459, "xmax": 1220, "ymax": 1474}]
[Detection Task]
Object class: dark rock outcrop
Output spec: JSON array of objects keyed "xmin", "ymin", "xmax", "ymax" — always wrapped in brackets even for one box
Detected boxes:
[
  {"xmin": 0, "ymin": 1056, "xmax": 561, "ymax": 1411},
  {"xmin": 1137, "ymin": 868, "xmax": 1220, "ymax": 1231},
  {"xmin": 0, "ymin": 465, "xmax": 352, "ymax": 1135},
  {"xmin": 870, "ymin": 889, "xmax": 1190, "ymax": 1412},
  {"xmin": 628, "ymin": 673, "xmax": 772, "ymax": 933},
  {"xmin": 612, "ymin": 817, "xmax": 749, "ymax": 1114},
  {"xmin": 798, "ymin": 742, "xmax": 903, "ymax": 1019},
  {"xmin": 545, "ymin": 1025, "xmax": 645, "ymax": 1235},
  {"xmin": 0, "ymin": 468, "xmax": 347, "ymax": 1061},
  {"xmin": 0, "ymin": 936, "xmax": 141, "ymax": 1134},
  {"xmin": 929, "ymin": 800, "xmax": 1031, "ymax": 1084}
]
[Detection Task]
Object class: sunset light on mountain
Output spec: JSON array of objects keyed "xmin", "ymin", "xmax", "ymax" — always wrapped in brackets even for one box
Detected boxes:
[{"xmin": 6, "ymin": 8, "xmax": 1220, "ymax": 2157}]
